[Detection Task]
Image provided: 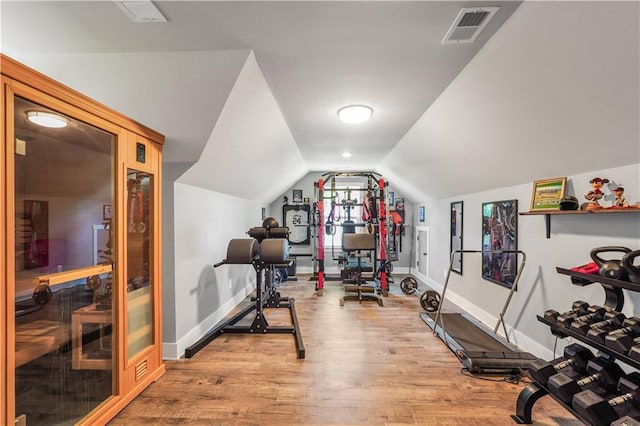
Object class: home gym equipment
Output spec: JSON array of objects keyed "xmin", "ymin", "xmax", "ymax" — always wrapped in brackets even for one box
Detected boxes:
[
  {"xmin": 556, "ymin": 305, "xmax": 608, "ymax": 328},
  {"xmin": 606, "ymin": 327, "xmax": 640, "ymax": 354},
  {"xmin": 590, "ymin": 317, "xmax": 640, "ymax": 344},
  {"xmin": 591, "ymin": 246, "xmax": 633, "ymax": 281},
  {"xmin": 570, "ymin": 311, "xmax": 626, "ymax": 335},
  {"xmin": 543, "ymin": 300, "xmax": 589, "ymax": 323},
  {"xmin": 314, "ymin": 172, "xmax": 390, "ymax": 297},
  {"xmin": 528, "ymin": 343, "xmax": 595, "ymax": 385},
  {"xmin": 420, "ymin": 290, "xmax": 440, "ymax": 312},
  {"xmin": 622, "ymin": 250, "xmax": 640, "ymax": 284},
  {"xmin": 547, "ymin": 357, "xmax": 624, "ymax": 404},
  {"xmin": 574, "ymin": 372, "xmax": 640, "ymax": 426},
  {"xmin": 184, "ymin": 236, "xmax": 305, "ymax": 359},
  {"xmin": 421, "ymin": 249, "xmax": 536, "ymax": 373},
  {"xmin": 340, "ymin": 233, "xmax": 383, "ymax": 306},
  {"xmin": 400, "ymin": 276, "xmax": 418, "ymax": 294}
]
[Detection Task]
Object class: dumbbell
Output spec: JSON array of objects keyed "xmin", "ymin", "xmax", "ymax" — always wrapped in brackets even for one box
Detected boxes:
[
  {"xmin": 591, "ymin": 317, "xmax": 640, "ymax": 345},
  {"xmin": 612, "ymin": 416, "xmax": 640, "ymax": 426},
  {"xmin": 544, "ymin": 300, "xmax": 590, "ymax": 323},
  {"xmin": 528, "ymin": 343, "xmax": 594, "ymax": 385},
  {"xmin": 557, "ymin": 305, "xmax": 608, "ymax": 328},
  {"xmin": 547, "ymin": 357, "xmax": 624, "ymax": 404},
  {"xmin": 570, "ymin": 311, "xmax": 626, "ymax": 335},
  {"xmin": 573, "ymin": 372, "xmax": 640, "ymax": 426},
  {"xmin": 629, "ymin": 346, "xmax": 640, "ymax": 362}
]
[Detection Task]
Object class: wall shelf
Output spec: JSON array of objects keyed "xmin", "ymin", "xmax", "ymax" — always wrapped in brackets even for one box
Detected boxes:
[{"xmin": 519, "ymin": 208, "xmax": 640, "ymax": 239}]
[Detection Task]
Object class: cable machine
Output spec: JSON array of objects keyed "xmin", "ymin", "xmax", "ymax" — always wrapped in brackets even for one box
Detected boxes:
[{"xmin": 313, "ymin": 172, "xmax": 389, "ymax": 297}]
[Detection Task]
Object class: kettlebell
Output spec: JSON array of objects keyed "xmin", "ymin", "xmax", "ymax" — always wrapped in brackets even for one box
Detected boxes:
[
  {"xmin": 622, "ymin": 250, "xmax": 640, "ymax": 284},
  {"xmin": 590, "ymin": 246, "xmax": 632, "ymax": 281}
]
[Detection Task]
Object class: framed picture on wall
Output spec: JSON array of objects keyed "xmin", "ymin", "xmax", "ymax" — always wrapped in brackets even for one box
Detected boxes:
[
  {"xmin": 529, "ymin": 177, "xmax": 567, "ymax": 211},
  {"xmin": 292, "ymin": 189, "xmax": 303, "ymax": 203},
  {"xmin": 481, "ymin": 199, "xmax": 518, "ymax": 288},
  {"xmin": 103, "ymin": 204, "xmax": 112, "ymax": 220},
  {"xmin": 283, "ymin": 204, "xmax": 310, "ymax": 245},
  {"xmin": 419, "ymin": 205, "xmax": 425, "ymax": 222},
  {"xmin": 388, "ymin": 191, "xmax": 395, "ymax": 209},
  {"xmin": 450, "ymin": 201, "xmax": 463, "ymax": 274}
]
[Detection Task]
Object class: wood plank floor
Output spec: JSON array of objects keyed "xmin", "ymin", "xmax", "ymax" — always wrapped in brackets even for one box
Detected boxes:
[{"xmin": 110, "ymin": 277, "xmax": 581, "ymax": 425}]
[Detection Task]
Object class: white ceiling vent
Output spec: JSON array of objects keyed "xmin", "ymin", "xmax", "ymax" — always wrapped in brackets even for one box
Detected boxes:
[
  {"xmin": 115, "ymin": 1, "xmax": 168, "ymax": 23},
  {"xmin": 442, "ymin": 7, "xmax": 499, "ymax": 44}
]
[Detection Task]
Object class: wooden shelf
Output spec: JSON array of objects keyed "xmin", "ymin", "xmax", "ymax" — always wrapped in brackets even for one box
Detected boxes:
[
  {"xmin": 520, "ymin": 208, "xmax": 640, "ymax": 215},
  {"xmin": 519, "ymin": 208, "xmax": 640, "ymax": 238}
]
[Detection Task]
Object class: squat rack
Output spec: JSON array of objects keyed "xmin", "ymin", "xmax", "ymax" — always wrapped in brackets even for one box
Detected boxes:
[{"xmin": 313, "ymin": 171, "xmax": 389, "ymax": 297}]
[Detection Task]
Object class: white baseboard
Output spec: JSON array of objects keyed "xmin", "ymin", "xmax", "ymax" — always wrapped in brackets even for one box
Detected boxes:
[{"xmin": 162, "ymin": 280, "xmax": 256, "ymax": 360}]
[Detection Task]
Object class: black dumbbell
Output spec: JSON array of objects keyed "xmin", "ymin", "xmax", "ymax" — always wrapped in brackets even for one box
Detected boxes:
[
  {"xmin": 528, "ymin": 343, "xmax": 594, "ymax": 385},
  {"xmin": 612, "ymin": 416, "xmax": 640, "ymax": 426},
  {"xmin": 544, "ymin": 301, "xmax": 590, "ymax": 323},
  {"xmin": 571, "ymin": 311, "xmax": 626, "ymax": 335},
  {"xmin": 605, "ymin": 333, "xmax": 640, "ymax": 354},
  {"xmin": 629, "ymin": 345, "xmax": 640, "ymax": 362},
  {"xmin": 547, "ymin": 357, "xmax": 624, "ymax": 404},
  {"xmin": 557, "ymin": 305, "xmax": 608, "ymax": 328},
  {"xmin": 573, "ymin": 372, "xmax": 640, "ymax": 426},
  {"xmin": 591, "ymin": 317, "xmax": 640, "ymax": 345}
]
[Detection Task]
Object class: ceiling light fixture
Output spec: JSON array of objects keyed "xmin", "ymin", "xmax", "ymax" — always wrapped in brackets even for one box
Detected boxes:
[
  {"xmin": 337, "ymin": 105, "xmax": 373, "ymax": 124},
  {"xmin": 26, "ymin": 111, "xmax": 69, "ymax": 128},
  {"xmin": 342, "ymin": 151, "xmax": 352, "ymax": 158}
]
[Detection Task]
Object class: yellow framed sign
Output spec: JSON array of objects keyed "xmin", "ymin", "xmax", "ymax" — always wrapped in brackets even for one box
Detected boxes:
[{"xmin": 529, "ymin": 177, "xmax": 567, "ymax": 211}]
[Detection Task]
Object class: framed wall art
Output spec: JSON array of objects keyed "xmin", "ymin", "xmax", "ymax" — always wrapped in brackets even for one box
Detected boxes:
[
  {"xmin": 450, "ymin": 201, "xmax": 463, "ymax": 274},
  {"xmin": 283, "ymin": 204, "xmax": 310, "ymax": 245},
  {"xmin": 482, "ymin": 199, "xmax": 518, "ymax": 288},
  {"xmin": 529, "ymin": 177, "xmax": 566, "ymax": 211},
  {"xmin": 292, "ymin": 189, "xmax": 303, "ymax": 203}
]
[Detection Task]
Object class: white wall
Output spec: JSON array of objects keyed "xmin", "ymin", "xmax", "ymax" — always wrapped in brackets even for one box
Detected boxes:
[
  {"xmin": 379, "ymin": 1, "xmax": 639, "ymax": 202},
  {"xmin": 178, "ymin": 51, "xmax": 308, "ymax": 204},
  {"xmin": 417, "ymin": 164, "xmax": 640, "ymax": 359},
  {"xmin": 164, "ymin": 183, "xmax": 262, "ymax": 359}
]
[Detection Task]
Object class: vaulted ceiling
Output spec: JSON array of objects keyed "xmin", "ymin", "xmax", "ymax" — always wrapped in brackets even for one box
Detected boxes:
[{"xmin": 2, "ymin": 1, "xmax": 638, "ymax": 203}]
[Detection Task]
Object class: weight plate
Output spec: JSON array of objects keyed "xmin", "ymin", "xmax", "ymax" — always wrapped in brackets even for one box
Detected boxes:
[
  {"xmin": 400, "ymin": 276, "xmax": 418, "ymax": 294},
  {"xmin": 420, "ymin": 290, "xmax": 441, "ymax": 312},
  {"xmin": 32, "ymin": 284, "xmax": 52, "ymax": 306},
  {"xmin": 86, "ymin": 275, "xmax": 102, "ymax": 290}
]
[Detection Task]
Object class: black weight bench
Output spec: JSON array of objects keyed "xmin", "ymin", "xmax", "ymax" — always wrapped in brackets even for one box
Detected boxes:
[
  {"xmin": 340, "ymin": 233, "xmax": 382, "ymax": 306},
  {"xmin": 185, "ymin": 238, "xmax": 305, "ymax": 359}
]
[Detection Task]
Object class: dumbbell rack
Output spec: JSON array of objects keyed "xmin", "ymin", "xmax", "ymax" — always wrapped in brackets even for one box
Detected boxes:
[{"xmin": 512, "ymin": 267, "xmax": 640, "ymax": 424}]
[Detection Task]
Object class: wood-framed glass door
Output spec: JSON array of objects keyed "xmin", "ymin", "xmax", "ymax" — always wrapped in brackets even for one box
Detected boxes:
[{"xmin": 9, "ymin": 88, "xmax": 120, "ymax": 425}]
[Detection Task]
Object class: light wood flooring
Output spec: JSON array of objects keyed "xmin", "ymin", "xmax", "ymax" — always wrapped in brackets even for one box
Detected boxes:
[{"xmin": 110, "ymin": 277, "xmax": 580, "ymax": 425}]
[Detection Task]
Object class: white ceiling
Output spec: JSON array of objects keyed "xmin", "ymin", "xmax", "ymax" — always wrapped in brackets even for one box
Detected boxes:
[
  {"xmin": 1, "ymin": 1, "xmax": 520, "ymax": 170},
  {"xmin": 2, "ymin": 1, "xmax": 638, "ymax": 203}
]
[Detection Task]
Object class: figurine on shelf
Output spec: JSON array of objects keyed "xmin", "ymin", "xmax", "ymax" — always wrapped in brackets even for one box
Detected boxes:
[
  {"xmin": 611, "ymin": 186, "xmax": 630, "ymax": 208},
  {"xmin": 584, "ymin": 177, "xmax": 609, "ymax": 209}
]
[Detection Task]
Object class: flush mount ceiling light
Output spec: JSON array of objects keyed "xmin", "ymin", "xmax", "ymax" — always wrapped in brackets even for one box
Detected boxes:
[
  {"xmin": 342, "ymin": 151, "xmax": 352, "ymax": 158},
  {"xmin": 337, "ymin": 105, "xmax": 373, "ymax": 124},
  {"xmin": 26, "ymin": 111, "xmax": 69, "ymax": 128}
]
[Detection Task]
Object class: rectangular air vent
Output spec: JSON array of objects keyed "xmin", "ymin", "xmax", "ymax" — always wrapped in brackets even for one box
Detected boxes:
[
  {"xmin": 135, "ymin": 359, "xmax": 148, "ymax": 381},
  {"xmin": 442, "ymin": 7, "xmax": 499, "ymax": 44},
  {"xmin": 115, "ymin": 1, "xmax": 167, "ymax": 23}
]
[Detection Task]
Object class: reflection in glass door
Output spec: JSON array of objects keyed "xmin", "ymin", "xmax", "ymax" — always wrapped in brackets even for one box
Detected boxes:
[
  {"xmin": 14, "ymin": 97, "xmax": 115, "ymax": 424},
  {"xmin": 127, "ymin": 170, "xmax": 154, "ymax": 360}
]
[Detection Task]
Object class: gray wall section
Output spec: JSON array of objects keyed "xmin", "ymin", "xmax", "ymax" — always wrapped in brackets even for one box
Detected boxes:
[
  {"xmin": 161, "ymin": 162, "xmax": 194, "ymax": 343},
  {"xmin": 415, "ymin": 163, "xmax": 640, "ymax": 358}
]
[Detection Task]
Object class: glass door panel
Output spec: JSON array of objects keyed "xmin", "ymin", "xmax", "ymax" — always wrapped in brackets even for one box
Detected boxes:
[
  {"xmin": 126, "ymin": 170, "xmax": 153, "ymax": 360},
  {"xmin": 14, "ymin": 97, "xmax": 116, "ymax": 425}
]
